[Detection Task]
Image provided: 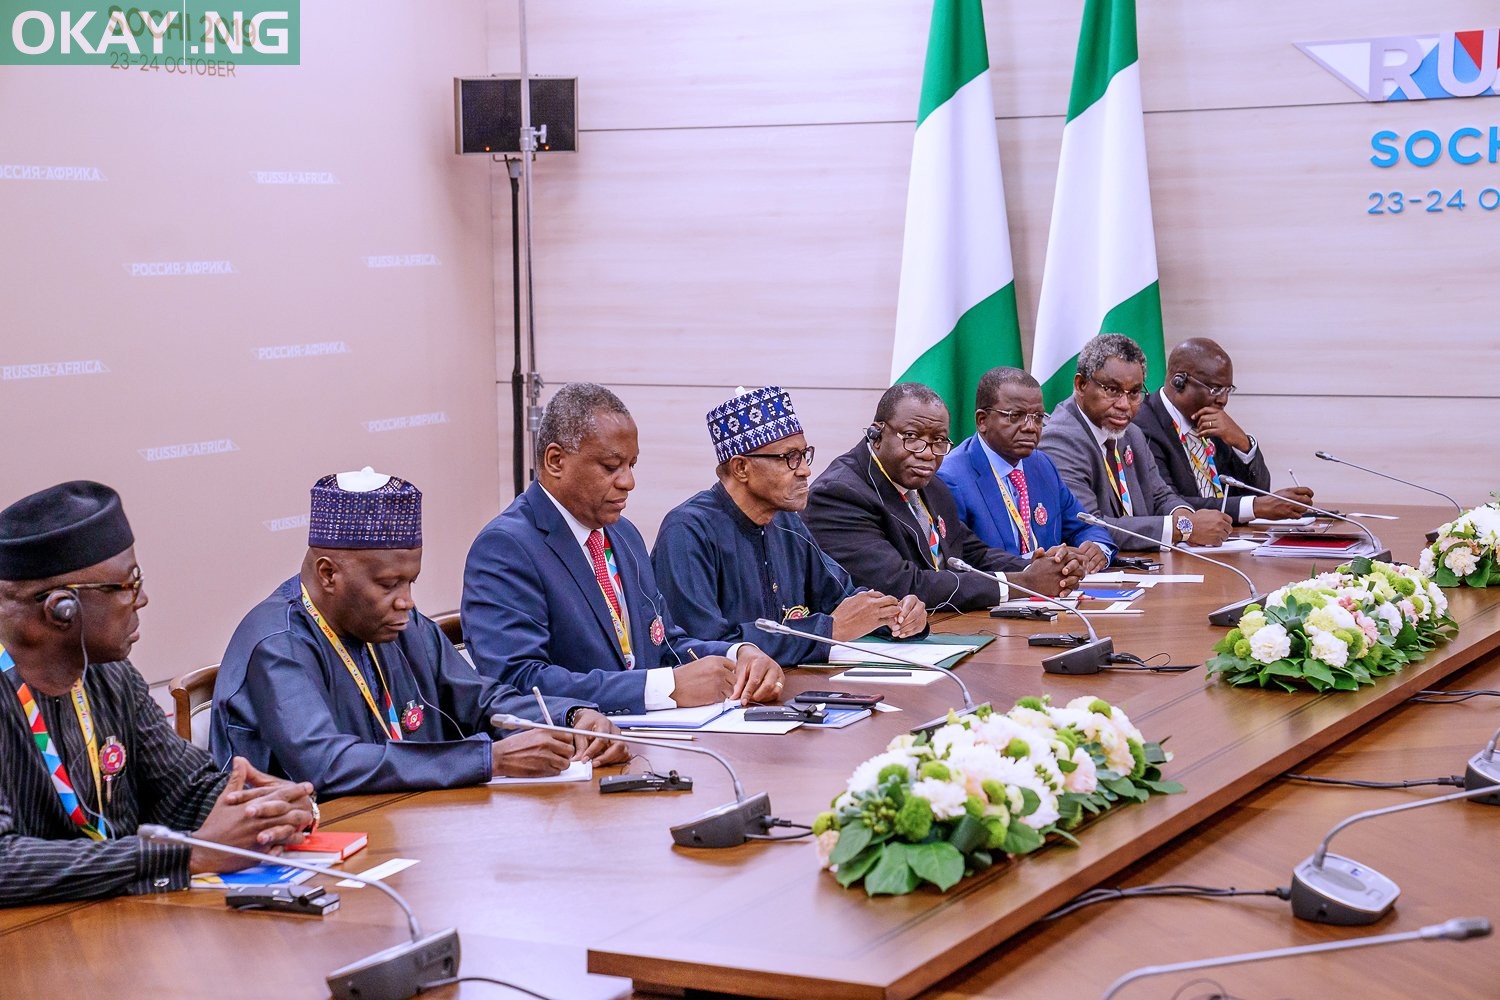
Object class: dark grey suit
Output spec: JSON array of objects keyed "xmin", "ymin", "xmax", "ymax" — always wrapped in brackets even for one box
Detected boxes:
[{"xmin": 1038, "ymin": 397, "xmax": 1195, "ymax": 550}]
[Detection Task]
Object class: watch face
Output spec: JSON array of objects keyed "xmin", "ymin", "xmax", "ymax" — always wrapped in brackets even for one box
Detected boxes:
[{"xmin": 1176, "ymin": 516, "xmax": 1193, "ymax": 534}]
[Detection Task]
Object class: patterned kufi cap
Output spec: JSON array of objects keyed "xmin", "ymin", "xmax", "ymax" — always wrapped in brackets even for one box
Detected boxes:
[
  {"xmin": 308, "ymin": 467, "xmax": 422, "ymax": 549},
  {"xmin": 706, "ymin": 386, "xmax": 803, "ymax": 464}
]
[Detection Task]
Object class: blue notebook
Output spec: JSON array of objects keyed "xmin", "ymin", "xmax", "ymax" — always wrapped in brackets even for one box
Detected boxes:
[{"xmin": 192, "ymin": 863, "xmax": 317, "ymax": 889}]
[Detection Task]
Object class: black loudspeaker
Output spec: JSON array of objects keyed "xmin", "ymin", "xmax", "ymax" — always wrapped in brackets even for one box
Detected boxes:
[{"xmin": 454, "ymin": 77, "xmax": 577, "ymax": 155}]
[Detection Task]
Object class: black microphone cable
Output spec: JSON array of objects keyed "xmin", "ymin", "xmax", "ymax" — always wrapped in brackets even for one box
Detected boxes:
[
  {"xmin": 1282, "ymin": 772, "xmax": 1465, "ymax": 790},
  {"xmin": 1411, "ymin": 688, "xmax": 1500, "ymax": 704},
  {"xmin": 1044, "ymin": 883, "xmax": 1292, "ymax": 921}
]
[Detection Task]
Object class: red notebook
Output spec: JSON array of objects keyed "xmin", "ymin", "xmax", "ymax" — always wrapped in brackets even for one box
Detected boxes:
[{"xmin": 286, "ymin": 830, "xmax": 368, "ymax": 863}]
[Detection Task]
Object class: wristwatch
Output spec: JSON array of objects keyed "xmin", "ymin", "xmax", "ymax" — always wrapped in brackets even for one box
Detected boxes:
[
  {"xmin": 1175, "ymin": 514, "xmax": 1194, "ymax": 543},
  {"xmin": 563, "ymin": 705, "xmax": 589, "ymax": 728},
  {"xmin": 304, "ymin": 796, "xmax": 320, "ymax": 835}
]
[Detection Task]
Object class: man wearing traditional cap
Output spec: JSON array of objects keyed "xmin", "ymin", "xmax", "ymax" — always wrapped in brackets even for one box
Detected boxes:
[
  {"xmin": 653, "ymin": 386, "xmax": 928, "ymax": 664},
  {"xmin": 213, "ymin": 468, "xmax": 627, "ymax": 798},
  {"xmin": 0, "ymin": 481, "xmax": 315, "ymax": 905},
  {"xmin": 804, "ymin": 383, "xmax": 1084, "ymax": 611},
  {"xmin": 464, "ymin": 383, "xmax": 785, "ymax": 715}
]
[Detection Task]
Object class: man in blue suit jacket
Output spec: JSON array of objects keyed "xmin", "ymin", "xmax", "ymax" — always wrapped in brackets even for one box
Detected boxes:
[
  {"xmin": 937, "ymin": 367, "xmax": 1113, "ymax": 574},
  {"xmin": 463, "ymin": 383, "xmax": 785, "ymax": 715}
]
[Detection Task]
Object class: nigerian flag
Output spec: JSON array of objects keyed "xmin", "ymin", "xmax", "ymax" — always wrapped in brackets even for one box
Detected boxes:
[
  {"xmin": 1031, "ymin": 0, "xmax": 1164, "ymax": 407},
  {"xmin": 890, "ymin": 0, "xmax": 1020, "ymax": 442}
]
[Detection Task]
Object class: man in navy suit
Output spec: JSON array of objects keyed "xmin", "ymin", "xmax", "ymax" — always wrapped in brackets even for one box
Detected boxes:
[
  {"xmin": 463, "ymin": 383, "xmax": 784, "ymax": 715},
  {"xmin": 938, "ymin": 367, "xmax": 1114, "ymax": 574}
]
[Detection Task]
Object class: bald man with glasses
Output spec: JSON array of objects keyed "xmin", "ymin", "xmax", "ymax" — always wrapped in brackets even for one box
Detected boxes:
[
  {"xmin": 1039, "ymin": 334, "xmax": 1234, "ymax": 551},
  {"xmin": 653, "ymin": 386, "xmax": 928, "ymax": 666}
]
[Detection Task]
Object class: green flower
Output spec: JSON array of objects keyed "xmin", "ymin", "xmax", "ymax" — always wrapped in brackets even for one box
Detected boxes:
[
  {"xmin": 1015, "ymin": 696, "xmax": 1046, "ymax": 711},
  {"xmin": 1003, "ymin": 738, "xmax": 1031, "ymax": 760},
  {"xmin": 1233, "ymin": 639, "xmax": 1252, "ymax": 658},
  {"xmin": 1238, "ymin": 611, "xmax": 1267, "ymax": 638},
  {"xmin": 964, "ymin": 794, "xmax": 985, "ymax": 818},
  {"xmin": 918, "ymin": 761, "xmax": 952, "ymax": 781},
  {"xmin": 1128, "ymin": 738, "xmax": 1148, "ymax": 779},
  {"xmin": 1088, "ymin": 698, "xmax": 1112, "ymax": 716},
  {"xmin": 877, "ymin": 763, "xmax": 910, "ymax": 785},
  {"xmin": 981, "ymin": 815, "xmax": 1008, "ymax": 850},
  {"xmin": 981, "ymin": 779, "xmax": 1008, "ymax": 805},
  {"xmin": 893, "ymin": 794, "xmax": 934, "ymax": 840},
  {"xmin": 812, "ymin": 811, "xmax": 836, "ymax": 836},
  {"xmin": 1336, "ymin": 627, "xmax": 1367, "ymax": 658}
]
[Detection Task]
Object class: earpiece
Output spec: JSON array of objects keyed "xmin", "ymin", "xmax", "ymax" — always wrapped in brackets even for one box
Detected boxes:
[
  {"xmin": 865, "ymin": 425, "xmax": 881, "ymax": 443},
  {"xmin": 42, "ymin": 589, "xmax": 79, "ymax": 626},
  {"xmin": 1171, "ymin": 373, "xmax": 1188, "ymax": 391}
]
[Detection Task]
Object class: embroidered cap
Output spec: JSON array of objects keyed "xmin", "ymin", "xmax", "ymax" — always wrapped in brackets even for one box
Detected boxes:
[
  {"xmin": 706, "ymin": 385, "xmax": 803, "ymax": 464},
  {"xmin": 0, "ymin": 481, "xmax": 135, "ymax": 581},
  {"xmin": 308, "ymin": 467, "xmax": 423, "ymax": 549}
]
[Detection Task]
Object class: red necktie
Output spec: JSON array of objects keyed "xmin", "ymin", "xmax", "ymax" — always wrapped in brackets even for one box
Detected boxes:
[
  {"xmin": 585, "ymin": 529, "xmax": 623, "ymax": 620},
  {"xmin": 1007, "ymin": 467, "xmax": 1034, "ymax": 553}
]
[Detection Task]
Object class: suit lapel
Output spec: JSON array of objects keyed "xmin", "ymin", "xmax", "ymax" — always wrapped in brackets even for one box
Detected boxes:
[
  {"xmin": 966, "ymin": 440, "xmax": 1014, "ymax": 548},
  {"xmin": 1148, "ymin": 394, "xmax": 1194, "ymax": 490},
  {"xmin": 863, "ymin": 447, "xmax": 925, "ymax": 563},
  {"xmin": 1065, "ymin": 400, "xmax": 1123, "ymax": 516},
  {"xmin": 530, "ymin": 486, "xmax": 627, "ymax": 668},
  {"xmin": 606, "ymin": 526, "xmax": 654, "ymax": 664}
]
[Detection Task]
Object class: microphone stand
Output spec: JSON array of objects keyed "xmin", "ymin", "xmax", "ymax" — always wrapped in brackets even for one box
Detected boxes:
[
  {"xmin": 1290, "ymin": 784, "xmax": 1500, "ymax": 924},
  {"xmin": 753, "ymin": 618, "xmax": 977, "ymax": 735},
  {"xmin": 945, "ymin": 558, "xmax": 1115, "ymax": 675},
  {"xmin": 1100, "ymin": 917, "xmax": 1490, "ymax": 999},
  {"xmin": 1077, "ymin": 512, "xmax": 1262, "ymax": 626},
  {"xmin": 1462, "ymin": 722, "xmax": 1500, "ymax": 804},
  {"xmin": 1220, "ymin": 474, "xmax": 1392, "ymax": 562},
  {"xmin": 139, "ymin": 825, "xmax": 458, "ymax": 1000},
  {"xmin": 492, "ymin": 714, "xmax": 773, "ymax": 848},
  {"xmin": 1315, "ymin": 449, "xmax": 1462, "ymax": 544}
]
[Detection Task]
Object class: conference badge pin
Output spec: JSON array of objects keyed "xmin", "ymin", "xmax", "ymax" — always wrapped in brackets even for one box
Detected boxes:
[
  {"xmin": 782, "ymin": 605, "xmax": 810, "ymax": 621},
  {"xmin": 401, "ymin": 701, "xmax": 424, "ymax": 733},
  {"xmin": 1124, "ymin": 446, "xmax": 1134, "ymax": 466},
  {"xmin": 1034, "ymin": 504, "xmax": 1048, "ymax": 526},
  {"xmin": 649, "ymin": 615, "xmax": 665, "ymax": 646},
  {"xmin": 100, "ymin": 737, "xmax": 126, "ymax": 777},
  {"xmin": 937, "ymin": 515, "xmax": 947, "ymax": 538}
]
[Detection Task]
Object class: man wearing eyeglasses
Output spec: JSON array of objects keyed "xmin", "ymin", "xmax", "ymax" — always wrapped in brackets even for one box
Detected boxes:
[
  {"xmin": 939, "ymin": 367, "xmax": 1115, "ymax": 573},
  {"xmin": 1039, "ymin": 334, "xmax": 1234, "ymax": 549},
  {"xmin": 1134, "ymin": 338, "xmax": 1313, "ymax": 521},
  {"xmin": 805, "ymin": 383, "xmax": 1083, "ymax": 613},
  {"xmin": 0, "ymin": 481, "xmax": 315, "ymax": 905},
  {"xmin": 653, "ymin": 386, "xmax": 928, "ymax": 665}
]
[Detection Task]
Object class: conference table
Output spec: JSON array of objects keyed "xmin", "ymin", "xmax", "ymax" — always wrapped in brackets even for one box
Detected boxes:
[{"xmin": 2, "ymin": 504, "xmax": 1497, "ymax": 999}]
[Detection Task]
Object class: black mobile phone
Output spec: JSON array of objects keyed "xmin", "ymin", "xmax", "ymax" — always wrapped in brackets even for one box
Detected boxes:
[
  {"xmin": 1028, "ymin": 633, "xmax": 1091, "ymax": 648},
  {"xmin": 990, "ymin": 606, "xmax": 1058, "ymax": 621},
  {"xmin": 792, "ymin": 690, "xmax": 884, "ymax": 707},
  {"xmin": 745, "ymin": 705, "xmax": 824, "ymax": 723}
]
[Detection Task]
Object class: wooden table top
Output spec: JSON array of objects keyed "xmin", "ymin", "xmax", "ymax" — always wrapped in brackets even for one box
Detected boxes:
[{"xmin": 1, "ymin": 504, "xmax": 1493, "ymax": 1000}]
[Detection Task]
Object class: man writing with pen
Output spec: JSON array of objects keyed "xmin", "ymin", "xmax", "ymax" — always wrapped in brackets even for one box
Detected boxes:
[{"xmin": 212, "ymin": 468, "xmax": 628, "ymax": 798}]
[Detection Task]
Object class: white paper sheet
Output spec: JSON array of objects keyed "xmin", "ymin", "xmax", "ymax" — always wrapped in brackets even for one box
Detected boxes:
[{"xmin": 489, "ymin": 760, "xmax": 593, "ymax": 786}]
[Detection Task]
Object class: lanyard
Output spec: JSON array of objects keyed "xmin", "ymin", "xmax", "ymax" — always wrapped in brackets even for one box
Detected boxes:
[
  {"xmin": 1105, "ymin": 440, "xmax": 1133, "ymax": 515},
  {"xmin": 300, "ymin": 585, "xmax": 401, "ymax": 741},
  {"xmin": 992, "ymin": 466, "xmax": 1037, "ymax": 553},
  {"xmin": 597, "ymin": 536, "xmax": 634, "ymax": 664},
  {"xmin": 872, "ymin": 450, "xmax": 940, "ymax": 568},
  {"xmin": 0, "ymin": 643, "xmax": 106, "ymax": 840},
  {"xmin": 1169, "ymin": 414, "xmax": 1224, "ymax": 498}
]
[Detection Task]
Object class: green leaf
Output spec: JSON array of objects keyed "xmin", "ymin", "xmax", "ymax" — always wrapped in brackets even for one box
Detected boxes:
[
  {"xmin": 863, "ymin": 843, "xmax": 919, "ymax": 896},
  {"xmin": 1466, "ymin": 564, "xmax": 1490, "ymax": 588},
  {"xmin": 1139, "ymin": 778, "xmax": 1185, "ymax": 795},
  {"xmin": 1348, "ymin": 556, "xmax": 1373, "ymax": 576},
  {"xmin": 1017, "ymin": 786, "xmax": 1041, "ymax": 817},
  {"xmin": 833, "ymin": 845, "xmax": 881, "ymax": 887},
  {"xmin": 829, "ymin": 822, "xmax": 872, "ymax": 866},
  {"xmin": 906, "ymin": 841, "xmax": 966, "ymax": 891},
  {"xmin": 1000, "ymin": 820, "xmax": 1045, "ymax": 856},
  {"xmin": 1303, "ymin": 660, "xmax": 1336, "ymax": 686},
  {"xmin": 947, "ymin": 813, "xmax": 986, "ymax": 854}
]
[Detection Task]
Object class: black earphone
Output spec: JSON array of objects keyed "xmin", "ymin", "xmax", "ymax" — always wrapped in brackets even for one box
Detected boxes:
[
  {"xmin": 1171, "ymin": 372, "xmax": 1188, "ymax": 391},
  {"xmin": 41, "ymin": 589, "xmax": 79, "ymax": 626},
  {"xmin": 865, "ymin": 424, "xmax": 882, "ymax": 443}
]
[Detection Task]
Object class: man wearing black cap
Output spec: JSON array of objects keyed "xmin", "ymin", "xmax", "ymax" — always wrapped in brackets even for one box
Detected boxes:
[
  {"xmin": 213, "ymin": 468, "xmax": 627, "ymax": 798},
  {"xmin": 0, "ymin": 481, "xmax": 316, "ymax": 906}
]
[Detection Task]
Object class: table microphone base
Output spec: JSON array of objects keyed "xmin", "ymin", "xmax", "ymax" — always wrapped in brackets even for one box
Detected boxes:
[
  {"xmin": 1208, "ymin": 595, "xmax": 1263, "ymax": 627},
  {"xmin": 1289, "ymin": 854, "xmax": 1399, "ymax": 925},
  {"xmin": 326, "ymin": 927, "xmax": 460, "ymax": 1000},
  {"xmin": 1463, "ymin": 754, "xmax": 1500, "ymax": 806},
  {"xmin": 1041, "ymin": 638, "xmax": 1115, "ymax": 675},
  {"xmin": 910, "ymin": 702, "xmax": 987, "ymax": 737},
  {"xmin": 670, "ymin": 791, "xmax": 772, "ymax": 848}
]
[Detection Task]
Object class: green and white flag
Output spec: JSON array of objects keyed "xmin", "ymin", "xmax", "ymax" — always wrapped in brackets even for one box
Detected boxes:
[
  {"xmin": 890, "ymin": 0, "xmax": 1021, "ymax": 442},
  {"xmin": 1031, "ymin": 0, "xmax": 1164, "ymax": 407}
]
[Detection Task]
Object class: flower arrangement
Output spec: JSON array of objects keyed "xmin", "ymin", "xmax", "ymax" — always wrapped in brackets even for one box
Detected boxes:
[
  {"xmin": 1206, "ymin": 557, "xmax": 1457, "ymax": 693},
  {"xmin": 1420, "ymin": 500, "xmax": 1500, "ymax": 588},
  {"xmin": 811, "ymin": 695, "xmax": 1180, "ymax": 896}
]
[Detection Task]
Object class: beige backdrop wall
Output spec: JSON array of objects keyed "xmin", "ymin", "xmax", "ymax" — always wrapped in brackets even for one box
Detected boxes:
[
  {"xmin": 2, "ymin": 2, "xmax": 501, "ymax": 688},
  {"xmin": 488, "ymin": 0, "xmax": 1500, "ymax": 545}
]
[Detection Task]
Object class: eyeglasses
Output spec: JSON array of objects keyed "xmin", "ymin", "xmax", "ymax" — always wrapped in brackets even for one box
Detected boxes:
[
  {"xmin": 1184, "ymin": 373, "xmax": 1237, "ymax": 397},
  {"xmin": 890, "ymin": 430, "xmax": 953, "ymax": 456},
  {"xmin": 742, "ymin": 446, "xmax": 816, "ymax": 471},
  {"xmin": 35, "ymin": 566, "xmax": 144, "ymax": 602},
  {"xmin": 981, "ymin": 407, "xmax": 1047, "ymax": 429},
  {"xmin": 1086, "ymin": 377, "xmax": 1145, "ymax": 403}
]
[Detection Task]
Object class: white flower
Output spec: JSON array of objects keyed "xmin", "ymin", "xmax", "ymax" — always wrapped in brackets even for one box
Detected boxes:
[
  {"xmin": 945, "ymin": 744, "xmax": 1013, "ymax": 799},
  {"xmin": 1249, "ymin": 623, "xmax": 1292, "ymax": 663},
  {"xmin": 1444, "ymin": 545, "xmax": 1480, "ymax": 578},
  {"xmin": 846, "ymin": 749, "xmax": 917, "ymax": 795},
  {"xmin": 1372, "ymin": 602, "xmax": 1402, "ymax": 635},
  {"xmin": 1237, "ymin": 610, "xmax": 1267, "ymax": 638},
  {"xmin": 910, "ymin": 777, "xmax": 968, "ymax": 819},
  {"xmin": 815, "ymin": 829, "xmax": 840, "ymax": 869},
  {"xmin": 1418, "ymin": 547, "xmax": 1436, "ymax": 576},
  {"xmin": 998, "ymin": 767, "xmax": 1060, "ymax": 831},
  {"xmin": 1310, "ymin": 630, "xmax": 1349, "ymax": 668},
  {"xmin": 930, "ymin": 723, "xmax": 978, "ymax": 758},
  {"xmin": 1307, "ymin": 603, "xmax": 1356, "ymax": 633},
  {"xmin": 1063, "ymin": 747, "xmax": 1098, "ymax": 794},
  {"xmin": 1004, "ymin": 706, "xmax": 1058, "ymax": 737}
]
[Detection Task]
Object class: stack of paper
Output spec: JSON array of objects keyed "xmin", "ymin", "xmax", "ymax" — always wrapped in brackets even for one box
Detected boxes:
[{"xmin": 827, "ymin": 642, "xmax": 977, "ymax": 666}]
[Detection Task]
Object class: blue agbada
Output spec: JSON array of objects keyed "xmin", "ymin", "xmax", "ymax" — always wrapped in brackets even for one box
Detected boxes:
[
  {"xmin": 652, "ymin": 483, "xmax": 864, "ymax": 664},
  {"xmin": 211, "ymin": 577, "xmax": 586, "ymax": 798}
]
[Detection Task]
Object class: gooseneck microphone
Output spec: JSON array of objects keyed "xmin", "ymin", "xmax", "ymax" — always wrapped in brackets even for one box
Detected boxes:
[
  {"xmin": 1076, "ymin": 512, "xmax": 1261, "ymax": 627},
  {"xmin": 491, "ymin": 714, "xmax": 772, "ymax": 848},
  {"xmin": 1462, "ymin": 722, "xmax": 1500, "ymax": 804},
  {"xmin": 1315, "ymin": 450, "xmax": 1462, "ymax": 513},
  {"xmin": 139, "ymin": 824, "xmax": 458, "ymax": 1000},
  {"xmin": 1218, "ymin": 474, "xmax": 1392, "ymax": 562},
  {"xmin": 1099, "ymin": 916, "xmax": 1490, "ymax": 999},
  {"xmin": 946, "ymin": 558, "xmax": 1115, "ymax": 675},
  {"xmin": 753, "ymin": 618, "xmax": 975, "ymax": 735},
  {"xmin": 1289, "ymin": 784, "xmax": 1500, "ymax": 925}
]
